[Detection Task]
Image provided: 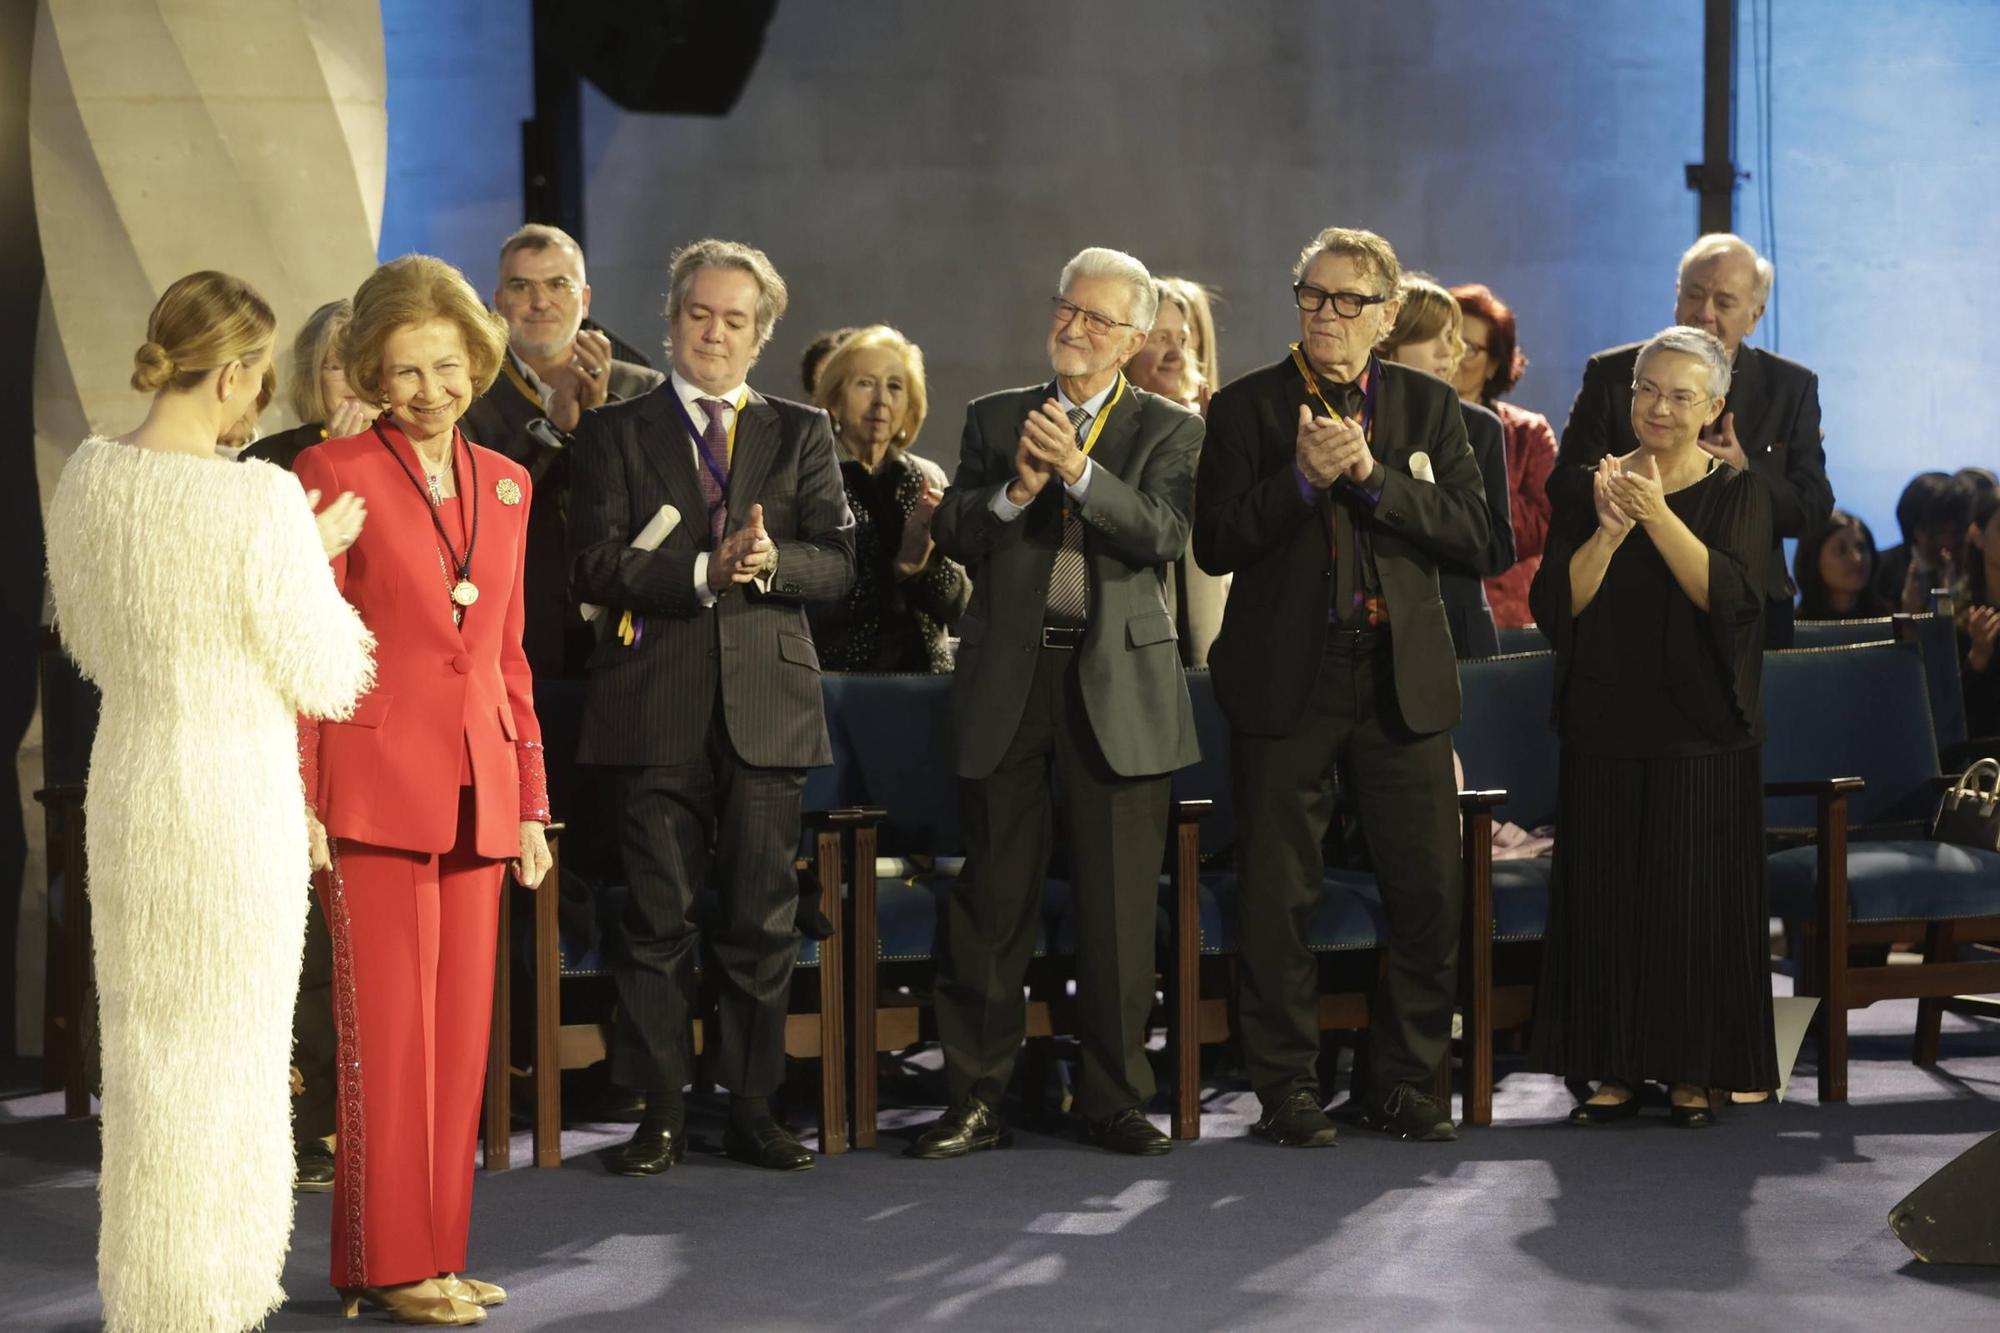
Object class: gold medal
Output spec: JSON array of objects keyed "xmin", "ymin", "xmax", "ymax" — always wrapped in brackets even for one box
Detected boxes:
[
  {"xmin": 496, "ymin": 478, "xmax": 521, "ymax": 505},
  {"xmin": 452, "ymin": 580, "xmax": 480, "ymax": 607}
]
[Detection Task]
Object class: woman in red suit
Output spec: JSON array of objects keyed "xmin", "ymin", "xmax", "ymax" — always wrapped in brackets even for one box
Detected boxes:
[{"xmin": 296, "ymin": 254, "xmax": 551, "ymax": 1327}]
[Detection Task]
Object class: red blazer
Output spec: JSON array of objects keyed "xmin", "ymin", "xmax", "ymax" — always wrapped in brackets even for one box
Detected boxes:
[{"xmin": 296, "ymin": 423, "xmax": 548, "ymax": 859}]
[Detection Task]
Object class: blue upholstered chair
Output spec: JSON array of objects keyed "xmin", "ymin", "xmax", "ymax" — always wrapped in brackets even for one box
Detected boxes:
[
  {"xmin": 1761, "ymin": 640, "xmax": 2000, "ymax": 1102},
  {"xmin": 1494, "ymin": 624, "xmax": 1549, "ymax": 657},
  {"xmin": 1792, "ymin": 616, "xmax": 1898, "ymax": 650}
]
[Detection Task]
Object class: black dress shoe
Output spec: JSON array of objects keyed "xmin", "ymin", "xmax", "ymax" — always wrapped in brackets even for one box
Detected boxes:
[
  {"xmin": 295, "ymin": 1140, "xmax": 335, "ymax": 1193},
  {"xmin": 1357, "ymin": 1082, "xmax": 1459, "ymax": 1142},
  {"xmin": 1567, "ymin": 1095, "xmax": 1644, "ymax": 1126},
  {"xmin": 723, "ymin": 1116, "xmax": 815, "ymax": 1172},
  {"xmin": 612, "ymin": 1123, "xmax": 687, "ymax": 1176},
  {"xmin": 1250, "ymin": 1089, "xmax": 1339, "ymax": 1148},
  {"xmin": 1668, "ymin": 1102, "xmax": 1716, "ymax": 1129},
  {"xmin": 905, "ymin": 1099, "xmax": 1013, "ymax": 1160},
  {"xmin": 1086, "ymin": 1107, "xmax": 1171, "ymax": 1156}
]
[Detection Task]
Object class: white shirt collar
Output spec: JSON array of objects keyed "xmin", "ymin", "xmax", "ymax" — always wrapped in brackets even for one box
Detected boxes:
[
  {"xmin": 508, "ymin": 348, "xmax": 555, "ymax": 402},
  {"xmin": 1055, "ymin": 376, "xmax": 1118, "ymax": 422},
  {"xmin": 671, "ymin": 369, "xmax": 749, "ymax": 418}
]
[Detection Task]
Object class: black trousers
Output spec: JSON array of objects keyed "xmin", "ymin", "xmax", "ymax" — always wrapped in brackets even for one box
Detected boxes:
[
  {"xmin": 935, "ymin": 646, "xmax": 1169, "ymax": 1120},
  {"xmin": 292, "ymin": 883, "xmax": 336, "ymax": 1145},
  {"xmin": 1232, "ymin": 628, "xmax": 1461, "ymax": 1104},
  {"xmin": 608, "ymin": 708, "xmax": 806, "ymax": 1101}
]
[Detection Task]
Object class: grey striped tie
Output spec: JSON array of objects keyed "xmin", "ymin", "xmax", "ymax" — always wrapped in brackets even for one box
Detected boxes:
[{"xmin": 1044, "ymin": 405, "xmax": 1091, "ymax": 624}]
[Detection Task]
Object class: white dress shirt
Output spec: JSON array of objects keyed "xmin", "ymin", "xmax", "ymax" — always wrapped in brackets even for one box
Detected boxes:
[{"xmin": 669, "ymin": 370, "xmax": 754, "ymax": 607}]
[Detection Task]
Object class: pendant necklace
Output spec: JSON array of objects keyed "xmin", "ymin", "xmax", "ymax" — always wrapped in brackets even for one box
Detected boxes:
[{"xmin": 375, "ymin": 419, "xmax": 481, "ymax": 619}]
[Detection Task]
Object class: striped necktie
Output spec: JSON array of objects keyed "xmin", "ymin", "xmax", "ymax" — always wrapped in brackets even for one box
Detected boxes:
[
  {"xmin": 1044, "ymin": 404, "xmax": 1091, "ymax": 624},
  {"xmin": 697, "ymin": 397, "xmax": 731, "ymax": 545}
]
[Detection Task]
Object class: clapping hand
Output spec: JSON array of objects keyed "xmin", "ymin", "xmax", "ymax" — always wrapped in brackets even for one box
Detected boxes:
[
  {"xmin": 896, "ymin": 474, "xmax": 940, "ymax": 578},
  {"xmin": 1021, "ymin": 400, "xmax": 1088, "ymax": 485},
  {"xmin": 1969, "ymin": 605, "xmax": 2000, "ymax": 673},
  {"xmin": 305, "ymin": 488, "xmax": 366, "ymax": 558},
  {"xmin": 1697, "ymin": 412, "xmax": 1749, "ymax": 471},
  {"xmin": 709, "ymin": 503, "xmax": 775, "ymax": 592},
  {"xmin": 1603, "ymin": 450, "xmax": 1667, "ymax": 525},
  {"xmin": 1295, "ymin": 405, "xmax": 1371, "ymax": 488},
  {"xmin": 1007, "ymin": 418, "xmax": 1055, "ymax": 507},
  {"xmin": 546, "ymin": 330, "xmax": 614, "ymax": 432},
  {"xmin": 325, "ymin": 398, "xmax": 377, "ymax": 440},
  {"xmin": 1592, "ymin": 458, "xmax": 1635, "ymax": 541}
]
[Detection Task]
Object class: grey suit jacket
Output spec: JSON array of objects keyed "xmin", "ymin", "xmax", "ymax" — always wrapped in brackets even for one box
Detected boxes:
[
  {"xmin": 933, "ymin": 381, "xmax": 1204, "ymax": 780},
  {"xmin": 568, "ymin": 383, "xmax": 855, "ymax": 769}
]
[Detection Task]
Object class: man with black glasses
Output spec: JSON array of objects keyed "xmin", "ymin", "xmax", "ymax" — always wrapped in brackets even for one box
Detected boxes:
[{"xmin": 1195, "ymin": 226, "xmax": 1490, "ymax": 1146}]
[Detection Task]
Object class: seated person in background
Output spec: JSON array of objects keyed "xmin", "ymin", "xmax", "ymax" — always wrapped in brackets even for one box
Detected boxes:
[
  {"xmin": 1872, "ymin": 470, "xmax": 1976, "ymax": 613},
  {"xmin": 1451, "ymin": 282, "xmax": 1556, "ymax": 630},
  {"xmin": 800, "ymin": 326, "xmax": 858, "ymax": 395},
  {"xmin": 806, "ymin": 325, "xmax": 969, "ymax": 671},
  {"xmin": 1960, "ymin": 466, "xmax": 1997, "ymax": 497},
  {"xmin": 1954, "ymin": 488, "xmax": 2000, "ymax": 737},
  {"xmin": 1126, "ymin": 275, "xmax": 1231, "ymax": 666},
  {"xmin": 461, "ymin": 223, "xmax": 664, "ymax": 680},
  {"xmin": 240, "ymin": 299, "xmax": 373, "ymax": 468},
  {"xmin": 1377, "ymin": 273, "xmax": 1514, "ymax": 658},
  {"xmin": 1794, "ymin": 510, "xmax": 1891, "ymax": 620}
]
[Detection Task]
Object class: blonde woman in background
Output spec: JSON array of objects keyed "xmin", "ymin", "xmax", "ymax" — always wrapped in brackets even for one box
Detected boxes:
[
  {"xmin": 1126, "ymin": 276, "xmax": 1228, "ymax": 665},
  {"xmin": 242, "ymin": 298, "xmax": 377, "ymax": 471},
  {"xmin": 807, "ymin": 324, "xmax": 969, "ymax": 670},
  {"xmin": 45, "ymin": 271, "xmax": 374, "ymax": 1332}
]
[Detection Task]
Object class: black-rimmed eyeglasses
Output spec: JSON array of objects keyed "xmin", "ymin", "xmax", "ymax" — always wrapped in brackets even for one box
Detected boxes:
[{"xmin": 1293, "ymin": 283, "xmax": 1388, "ymax": 318}]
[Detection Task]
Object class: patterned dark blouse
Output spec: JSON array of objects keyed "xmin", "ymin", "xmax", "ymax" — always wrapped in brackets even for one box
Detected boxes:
[{"xmin": 808, "ymin": 449, "xmax": 970, "ymax": 672}]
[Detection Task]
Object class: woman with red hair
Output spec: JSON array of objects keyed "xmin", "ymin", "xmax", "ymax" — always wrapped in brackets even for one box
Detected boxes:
[{"xmin": 1450, "ymin": 283, "xmax": 1556, "ymax": 629}]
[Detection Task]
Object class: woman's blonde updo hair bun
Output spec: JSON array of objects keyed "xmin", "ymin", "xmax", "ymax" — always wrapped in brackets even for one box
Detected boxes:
[
  {"xmin": 129, "ymin": 341, "xmax": 178, "ymax": 393},
  {"xmin": 130, "ymin": 270, "xmax": 277, "ymax": 396}
]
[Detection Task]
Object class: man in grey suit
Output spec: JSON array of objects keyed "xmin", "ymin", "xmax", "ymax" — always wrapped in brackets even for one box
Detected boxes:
[
  {"xmin": 569, "ymin": 238, "xmax": 855, "ymax": 1176},
  {"xmin": 910, "ymin": 247, "xmax": 1203, "ymax": 1159}
]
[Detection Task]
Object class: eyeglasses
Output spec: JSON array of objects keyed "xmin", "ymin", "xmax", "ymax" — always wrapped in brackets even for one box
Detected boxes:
[
  {"xmin": 1631, "ymin": 379, "xmax": 1710, "ymax": 412},
  {"xmin": 1460, "ymin": 341, "xmax": 1493, "ymax": 359},
  {"xmin": 1050, "ymin": 297, "xmax": 1136, "ymax": 337},
  {"xmin": 1293, "ymin": 284, "xmax": 1388, "ymax": 318}
]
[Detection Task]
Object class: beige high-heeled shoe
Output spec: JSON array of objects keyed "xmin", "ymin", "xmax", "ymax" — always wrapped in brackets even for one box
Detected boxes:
[
  {"xmin": 439, "ymin": 1274, "xmax": 506, "ymax": 1307},
  {"xmin": 337, "ymin": 1281, "xmax": 487, "ymax": 1325}
]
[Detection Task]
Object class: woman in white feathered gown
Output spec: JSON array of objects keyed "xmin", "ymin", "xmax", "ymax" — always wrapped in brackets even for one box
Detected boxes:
[{"xmin": 43, "ymin": 271, "xmax": 374, "ymax": 1333}]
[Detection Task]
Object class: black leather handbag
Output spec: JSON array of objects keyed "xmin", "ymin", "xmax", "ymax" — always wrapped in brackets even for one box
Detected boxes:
[{"xmin": 1931, "ymin": 758, "xmax": 2000, "ymax": 851}]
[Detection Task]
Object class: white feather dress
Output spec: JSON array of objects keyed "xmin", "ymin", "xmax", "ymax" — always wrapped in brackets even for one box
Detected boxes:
[{"xmin": 45, "ymin": 437, "xmax": 374, "ymax": 1333}]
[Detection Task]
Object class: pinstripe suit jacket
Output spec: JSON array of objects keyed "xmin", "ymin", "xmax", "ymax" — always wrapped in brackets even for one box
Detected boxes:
[{"xmin": 568, "ymin": 383, "xmax": 855, "ymax": 769}]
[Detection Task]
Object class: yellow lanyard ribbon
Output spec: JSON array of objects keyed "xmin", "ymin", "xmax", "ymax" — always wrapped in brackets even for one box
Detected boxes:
[
  {"xmin": 1288, "ymin": 343, "xmax": 1372, "ymax": 441},
  {"xmin": 501, "ymin": 357, "xmax": 547, "ymax": 412},
  {"xmin": 1072, "ymin": 374, "xmax": 1126, "ymax": 455}
]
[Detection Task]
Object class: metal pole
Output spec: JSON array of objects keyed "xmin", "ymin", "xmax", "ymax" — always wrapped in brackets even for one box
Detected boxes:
[{"xmin": 1686, "ymin": 0, "xmax": 1738, "ymax": 235}]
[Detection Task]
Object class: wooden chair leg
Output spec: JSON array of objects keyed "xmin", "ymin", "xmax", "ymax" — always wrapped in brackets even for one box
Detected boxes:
[
  {"xmin": 814, "ymin": 827, "xmax": 849, "ymax": 1155},
  {"xmin": 1170, "ymin": 811, "xmax": 1202, "ymax": 1140},
  {"xmin": 533, "ymin": 831, "xmax": 564, "ymax": 1167},
  {"xmin": 1816, "ymin": 795, "xmax": 1852, "ymax": 1104},
  {"xmin": 1460, "ymin": 807, "xmax": 1495, "ymax": 1128},
  {"xmin": 484, "ymin": 878, "xmax": 512, "ymax": 1170},
  {"xmin": 848, "ymin": 824, "xmax": 879, "ymax": 1151},
  {"xmin": 1913, "ymin": 921, "xmax": 1956, "ymax": 1069}
]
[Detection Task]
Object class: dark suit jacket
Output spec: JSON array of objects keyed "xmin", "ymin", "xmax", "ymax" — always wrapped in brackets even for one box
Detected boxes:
[
  {"xmin": 568, "ymin": 384, "xmax": 855, "ymax": 770},
  {"xmin": 240, "ymin": 420, "xmax": 324, "ymax": 472},
  {"xmin": 1193, "ymin": 356, "xmax": 1491, "ymax": 737},
  {"xmin": 1439, "ymin": 399, "xmax": 1514, "ymax": 658},
  {"xmin": 1556, "ymin": 341, "xmax": 1831, "ymax": 601},
  {"xmin": 462, "ymin": 355, "xmax": 665, "ymax": 679},
  {"xmin": 933, "ymin": 381, "xmax": 1203, "ymax": 780}
]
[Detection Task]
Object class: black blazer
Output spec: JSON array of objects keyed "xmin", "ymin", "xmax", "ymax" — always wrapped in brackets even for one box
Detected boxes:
[
  {"xmin": 1194, "ymin": 356, "xmax": 1491, "ymax": 737},
  {"xmin": 240, "ymin": 421, "xmax": 324, "ymax": 472},
  {"xmin": 1438, "ymin": 400, "xmax": 1515, "ymax": 658},
  {"xmin": 1556, "ymin": 341, "xmax": 1831, "ymax": 601},
  {"xmin": 568, "ymin": 384, "xmax": 855, "ymax": 769}
]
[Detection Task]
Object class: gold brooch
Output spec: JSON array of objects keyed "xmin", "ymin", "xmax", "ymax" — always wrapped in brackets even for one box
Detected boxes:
[{"xmin": 496, "ymin": 478, "xmax": 522, "ymax": 505}]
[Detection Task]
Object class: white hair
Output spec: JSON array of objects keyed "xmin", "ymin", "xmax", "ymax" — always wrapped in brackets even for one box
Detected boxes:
[
  {"xmin": 1058, "ymin": 247, "xmax": 1157, "ymax": 331},
  {"xmin": 1635, "ymin": 325, "xmax": 1734, "ymax": 401},
  {"xmin": 1678, "ymin": 233, "xmax": 1774, "ymax": 307}
]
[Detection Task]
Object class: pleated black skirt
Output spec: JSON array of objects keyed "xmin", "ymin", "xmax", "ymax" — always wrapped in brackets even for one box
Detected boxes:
[{"xmin": 1532, "ymin": 745, "xmax": 1779, "ymax": 1091}]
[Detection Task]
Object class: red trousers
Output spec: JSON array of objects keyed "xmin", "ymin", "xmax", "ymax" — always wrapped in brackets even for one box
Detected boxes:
[{"xmin": 320, "ymin": 790, "xmax": 504, "ymax": 1289}]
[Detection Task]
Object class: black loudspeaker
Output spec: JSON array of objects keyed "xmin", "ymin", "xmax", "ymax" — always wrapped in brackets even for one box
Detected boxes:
[
  {"xmin": 1890, "ymin": 1129, "xmax": 2000, "ymax": 1265},
  {"xmin": 543, "ymin": 0, "xmax": 780, "ymax": 116}
]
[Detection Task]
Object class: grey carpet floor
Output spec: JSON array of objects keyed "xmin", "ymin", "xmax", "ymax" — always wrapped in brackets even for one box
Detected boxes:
[{"xmin": 6, "ymin": 996, "xmax": 2000, "ymax": 1332}]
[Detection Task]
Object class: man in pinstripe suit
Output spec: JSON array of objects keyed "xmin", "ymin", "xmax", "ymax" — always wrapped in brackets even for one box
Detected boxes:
[
  {"xmin": 569, "ymin": 239, "xmax": 854, "ymax": 1175},
  {"xmin": 910, "ymin": 247, "xmax": 1203, "ymax": 1159}
]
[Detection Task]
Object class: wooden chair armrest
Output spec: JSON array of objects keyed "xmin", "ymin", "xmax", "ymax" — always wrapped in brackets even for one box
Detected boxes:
[
  {"xmin": 1171, "ymin": 798, "xmax": 1213, "ymax": 823},
  {"xmin": 32, "ymin": 784, "xmax": 86, "ymax": 808},
  {"xmin": 802, "ymin": 805, "xmax": 888, "ymax": 829},
  {"xmin": 541, "ymin": 820, "xmax": 566, "ymax": 842},
  {"xmin": 1457, "ymin": 788, "xmax": 1508, "ymax": 812},
  {"xmin": 1764, "ymin": 777, "xmax": 1866, "ymax": 798}
]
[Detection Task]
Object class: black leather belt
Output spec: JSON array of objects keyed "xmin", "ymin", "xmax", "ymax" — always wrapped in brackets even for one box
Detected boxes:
[
  {"xmin": 1041, "ymin": 625, "xmax": 1086, "ymax": 649},
  {"xmin": 1326, "ymin": 623, "xmax": 1386, "ymax": 651}
]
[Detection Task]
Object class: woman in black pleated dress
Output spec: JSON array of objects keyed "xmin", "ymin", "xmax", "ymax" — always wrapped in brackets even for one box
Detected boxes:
[{"xmin": 1530, "ymin": 325, "xmax": 1777, "ymax": 1128}]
